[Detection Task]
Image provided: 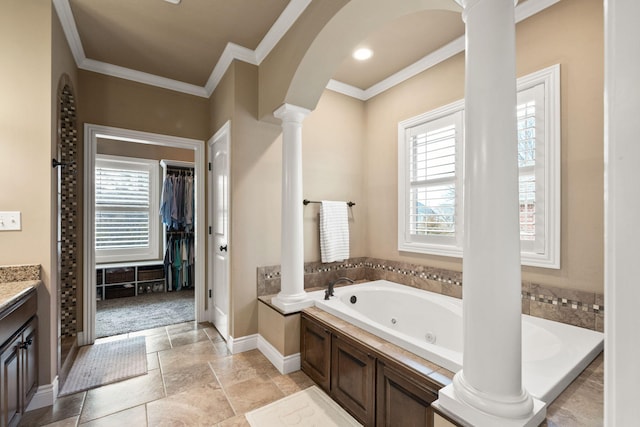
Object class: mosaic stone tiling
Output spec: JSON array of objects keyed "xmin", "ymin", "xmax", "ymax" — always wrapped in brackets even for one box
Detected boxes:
[
  {"xmin": 523, "ymin": 291, "xmax": 604, "ymax": 314},
  {"xmin": 0, "ymin": 264, "xmax": 41, "ymax": 283},
  {"xmin": 256, "ymin": 257, "xmax": 604, "ymax": 330},
  {"xmin": 58, "ymin": 83, "xmax": 78, "ymax": 339}
]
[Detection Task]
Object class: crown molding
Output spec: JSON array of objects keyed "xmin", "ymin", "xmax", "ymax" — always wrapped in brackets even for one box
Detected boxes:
[
  {"xmin": 80, "ymin": 58, "xmax": 209, "ymax": 97},
  {"xmin": 515, "ymin": 0, "xmax": 561, "ymax": 22},
  {"xmin": 204, "ymin": 42, "xmax": 257, "ymax": 96},
  {"xmin": 55, "ymin": 0, "xmax": 559, "ymax": 101},
  {"xmin": 255, "ymin": 0, "xmax": 312, "ymax": 64},
  {"xmin": 363, "ymin": 35, "xmax": 465, "ymax": 100},
  {"xmin": 326, "ymin": 0, "xmax": 561, "ymax": 101},
  {"xmin": 53, "ymin": 0, "xmax": 86, "ymax": 65},
  {"xmin": 325, "ymin": 79, "xmax": 368, "ymax": 101},
  {"xmin": 55, "ymin": 0, "xmax": 311, "ymax": 98}
]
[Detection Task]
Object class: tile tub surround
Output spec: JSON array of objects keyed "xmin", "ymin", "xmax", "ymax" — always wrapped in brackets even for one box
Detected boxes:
[
  {"xmin": 0, "ymin": 264, "xmax": 41, "ymax": 283},
  {"xmin": 257, "ymin": 257, "xmax": 604, "ymax": 331}
]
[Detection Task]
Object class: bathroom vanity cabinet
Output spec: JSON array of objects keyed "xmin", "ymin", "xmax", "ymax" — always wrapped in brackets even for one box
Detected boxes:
[
  {"xmin": 0, "ymin": 291, "xmax": 38, "ymax": 427},
  {"xmin": 301, "ymin": 311, "xmax": 439, "ymax": 427}
]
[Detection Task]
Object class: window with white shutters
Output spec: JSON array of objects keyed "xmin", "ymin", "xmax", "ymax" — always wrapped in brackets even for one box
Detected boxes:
[
  {"xmin": 95, "ymin": 155, "xmax": 160, "ymax": 263},
  {"xmin": 399, "ymin": 101, "xmax": 464, "ymax": 256},
  {"xmin": 398, "ymin": 65, "xmax": 560, "ymax": 268}
]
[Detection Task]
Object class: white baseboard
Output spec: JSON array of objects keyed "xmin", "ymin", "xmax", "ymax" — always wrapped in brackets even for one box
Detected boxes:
[
  {"xmin": 26, "ymin": 376, "xmax": 58, "ymax": 411},
  {"xmin": 257, "ymin": 335, "xmax": 301, "ymax": 375},
  {"xmin": 227, "ymin": 334, "xmax": 258, "ymax": 354},
  {"xmin": 77, "ymin": 331, "xmax": 88, "ymax": 346}
]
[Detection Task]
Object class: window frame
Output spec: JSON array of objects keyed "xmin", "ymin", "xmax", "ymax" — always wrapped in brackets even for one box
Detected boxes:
[
  {"xmin": 398, "ymin": 100, "xmax": 465, "ymax": 258},
  {"xmin": 398, "ymin": 64, "xmax": 561, "ymax": 268},
  {"xmin": 94, "ymin": 154, "xmax": 160, "ymax": 264}
]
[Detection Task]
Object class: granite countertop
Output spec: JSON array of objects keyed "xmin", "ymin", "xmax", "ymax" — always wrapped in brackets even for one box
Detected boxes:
[{"xmin": 0, "ymin": 280, "xmax": 40, "ymax": 319}]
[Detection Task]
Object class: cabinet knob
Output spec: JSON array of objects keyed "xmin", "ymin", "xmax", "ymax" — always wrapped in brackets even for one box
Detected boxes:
[
  {"xmin": 18, "ymin": 339, "xmax": 32, "ymax": 350},
  {"xmin": 219, "ymin": 245, "xmax": 228, "ymax": 252}
]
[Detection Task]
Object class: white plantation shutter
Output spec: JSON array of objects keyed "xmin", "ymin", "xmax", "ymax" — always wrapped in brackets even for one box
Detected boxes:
[
  {"xmin": 408, "ymin": 115, "xmax": 459, "ymax": 238},
  {"xmin": 517, "ymin": 83, "xmax": 546, "ymax": 254},
  {"xmin": 95, "ymin": 155, "xmax": 159, "ymax": 263},
  {"xmin": 398, "ymin": 102, "xmax": 464, "ymax": 256}
]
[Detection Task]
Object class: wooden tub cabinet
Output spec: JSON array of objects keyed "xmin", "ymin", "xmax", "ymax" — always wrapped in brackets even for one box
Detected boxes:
[{"xmin": 301, "ymin": 311, "xmax": 441, "ymax": 427}]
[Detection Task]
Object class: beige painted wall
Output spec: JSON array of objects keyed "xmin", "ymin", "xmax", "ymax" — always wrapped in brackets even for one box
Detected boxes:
[
  {"xmin": 364, "ymin": 0, "xmax": 604, "ymax": 293},
  {"xmin": 0, "ymin": 1, "xmax": 60, "ymax": 387},
  {"xmin": 78, "ymin": 70, "xmax": 210, "ymax": 142},
  {"xmin": 211, "ymin": 61, "xmax": 367, "ymax": 339}
]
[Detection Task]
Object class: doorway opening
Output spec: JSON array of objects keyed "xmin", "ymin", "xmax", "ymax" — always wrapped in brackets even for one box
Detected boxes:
[{"xmin": 82, "ymin": 124, "xmax": 207, "ymax": 345}]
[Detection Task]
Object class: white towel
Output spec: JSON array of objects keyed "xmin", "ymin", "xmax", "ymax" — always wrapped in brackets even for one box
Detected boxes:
[{"xmin": 320, "ymin": 201, "xmax": 350, "ymax": 263}]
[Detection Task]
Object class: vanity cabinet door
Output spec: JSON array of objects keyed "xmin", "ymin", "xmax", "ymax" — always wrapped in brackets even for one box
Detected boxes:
[
  {"xmin": 21, "ymin": 318, "xmax": 38, "ymax": 407},
  {"xmin": 0, "ymin": 334, "xmax": 22, "ymax": 427},
  {"xmin": 376, "ymin": 360, "xmax": 439, "ymax": 427},
  {"xmin": 300, "ymin": 314, "xmax": 331, "ymax": 392},
  {"xmin": 331, "ymin": 334, "xmax": 376, "ymax": 426}
]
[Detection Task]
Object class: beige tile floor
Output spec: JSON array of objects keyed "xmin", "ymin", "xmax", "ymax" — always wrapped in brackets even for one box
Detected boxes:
[{"xmin": 19, "ymin": 322, "xmax": 315, "ymax": 427}]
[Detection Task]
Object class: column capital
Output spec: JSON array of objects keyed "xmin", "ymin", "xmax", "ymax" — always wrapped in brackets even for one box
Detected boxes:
[
  {"xmin": 455, "ymin": 0, "xmax": 519, "ymax": 22},
  {"xmin": 273, "ymin": 103, "xmax": 311, "ymax": 123}
]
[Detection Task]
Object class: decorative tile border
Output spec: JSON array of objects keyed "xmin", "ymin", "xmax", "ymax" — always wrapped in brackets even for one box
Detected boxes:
[
  {"xmin": 257, "ymin": 257, "xmax": 604, "ymax": 331},
  {"xmin": 523, "ymin": 291, "xmax": 603, "ymax": 314},
  {"xmin": 58, "ymin": 82, "xmax": 79, "ymax": 339}
]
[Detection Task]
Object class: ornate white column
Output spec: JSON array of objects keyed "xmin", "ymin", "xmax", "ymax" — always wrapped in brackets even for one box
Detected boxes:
[
  {"xmin": 436, "ymin": 0, "xmax": 545, "ymax": 425},
  {"xmin": 271, "ymin": 103, "xmax": 313, "ymax": 313}
]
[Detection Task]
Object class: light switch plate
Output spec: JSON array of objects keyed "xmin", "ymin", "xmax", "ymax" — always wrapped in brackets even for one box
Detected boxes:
[{"xmin": 0, "ymin": 211, "xmax": 21, "ymax": 231}]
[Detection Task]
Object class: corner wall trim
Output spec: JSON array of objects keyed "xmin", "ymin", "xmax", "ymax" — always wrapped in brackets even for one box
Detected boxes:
[
  {"xmin": 26, "ymin": 376, "xmax": 58, "ymax": 411},
  {"xmin": 227, "ymin": 334, "xmax": 258, "ymax": 354},
  {"xmin": 257, "ymin": 335, "xmax": 301, "ymax": 375}
]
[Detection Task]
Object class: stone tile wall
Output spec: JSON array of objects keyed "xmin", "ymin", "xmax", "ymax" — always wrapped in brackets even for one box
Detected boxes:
[
  {"xmin": 58, "ymin": 83, "xmax": 79, "ymax": 338},
  {"xmin": 256, "ymin": 257, "xmax": 604, "ymax": 331}
]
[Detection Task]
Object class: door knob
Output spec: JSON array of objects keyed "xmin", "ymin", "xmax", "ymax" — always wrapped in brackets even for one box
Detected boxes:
[{"xmin": 219, "ymin": 245, "xmax": 227, "ymax": 252}]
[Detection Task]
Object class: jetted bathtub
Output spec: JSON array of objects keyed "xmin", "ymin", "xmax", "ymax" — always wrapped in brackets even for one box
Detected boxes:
[{"xmin": 312, "ymin": 280, "xmax": 603, "ymax": 404}]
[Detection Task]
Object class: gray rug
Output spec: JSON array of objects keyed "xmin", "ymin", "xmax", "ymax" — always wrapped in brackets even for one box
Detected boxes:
[
  {"xmin": 59, "ymin": 336, "xmax": 147, "ymax": 396},
  {"xmin": 96, "ymin": 290, "xmax": 194, "ymax": 338}
]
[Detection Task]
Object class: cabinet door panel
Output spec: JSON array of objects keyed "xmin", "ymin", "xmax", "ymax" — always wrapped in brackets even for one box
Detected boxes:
[
  {"xmin": 1, "ymin": 336, "xmax": 21, "ymax": 427},
  {"xmin": 300, "ymin": 315, "xmax": 331, "ymax": 391},
  {"xmin": 21, "ymin": 318, "xmax": 38, "ymax": 407},
  {"xmin": 331, "ymin": 335, "xmax": 375, "ymax": 426},
  {"xmin": 376, "ymin": 361, "xmax": 438, "ymax": 427}
]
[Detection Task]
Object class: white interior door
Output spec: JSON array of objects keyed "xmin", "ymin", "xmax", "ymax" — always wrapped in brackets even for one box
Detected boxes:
[{"xmin": 208, "ymin": 123, "xmax": 230, "ymax": 341}]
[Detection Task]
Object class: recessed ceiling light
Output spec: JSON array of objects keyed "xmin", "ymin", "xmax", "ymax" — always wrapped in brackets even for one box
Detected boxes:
[
  {"xmin": 164, "ymin": 0, "xmax": 181, "ymax": 4},
  {"xmin": 353, "ymin": 48, "xmax": 373, "ymax": 61}
]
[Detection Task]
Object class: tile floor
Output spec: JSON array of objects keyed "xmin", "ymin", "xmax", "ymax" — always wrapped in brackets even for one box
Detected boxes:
[{"xmin": 19, "ymin": 321, "xmax": 315, "ymax": 427}]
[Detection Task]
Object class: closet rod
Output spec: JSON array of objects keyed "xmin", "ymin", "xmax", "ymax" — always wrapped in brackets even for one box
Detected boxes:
[{"xmin": 303, "ymin": 199, "xmax": 355, "ymax": 207}]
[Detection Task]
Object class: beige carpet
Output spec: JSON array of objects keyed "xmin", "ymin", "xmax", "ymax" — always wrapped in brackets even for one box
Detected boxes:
[
  {"xmin": 246, "ymin": 386, "xmax": 362, "ymax": 427},
  {"xmin": 59, "ymin": 336, "xmax": 147, "ymax": 396}
]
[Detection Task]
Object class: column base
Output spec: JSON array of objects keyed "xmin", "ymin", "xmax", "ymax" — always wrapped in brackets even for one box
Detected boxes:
[
  {"xmin": 436, "ymin": 384, "xmax": 546, "ymax": 427},
  {"xmin": 271, "ymin": 292, "xmax": 313, "ymax": 314}
]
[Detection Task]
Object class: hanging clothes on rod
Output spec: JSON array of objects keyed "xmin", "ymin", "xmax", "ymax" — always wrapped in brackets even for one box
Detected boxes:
[
  {"xmin": 164, "ymin": 232, "xmax": 195, "ymax": 291},
  {"xmin": 160, "ymin": 168, "xmax": 195, "ymax": 231}
]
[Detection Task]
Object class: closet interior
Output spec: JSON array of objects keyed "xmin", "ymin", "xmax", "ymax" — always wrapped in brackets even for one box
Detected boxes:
[
  {"xmin": 94, "ymin": 141, "xmax": 196, "ymax": 338},
  {"xmin": 160, "ymin": 159, "xmax": 196, "ymax": 292}
]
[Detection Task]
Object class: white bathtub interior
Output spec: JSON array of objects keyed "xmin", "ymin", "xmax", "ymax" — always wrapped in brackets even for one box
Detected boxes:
[{"xmin": 311, "ymin": 280, "xmax": 603, "ymax": 404}]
